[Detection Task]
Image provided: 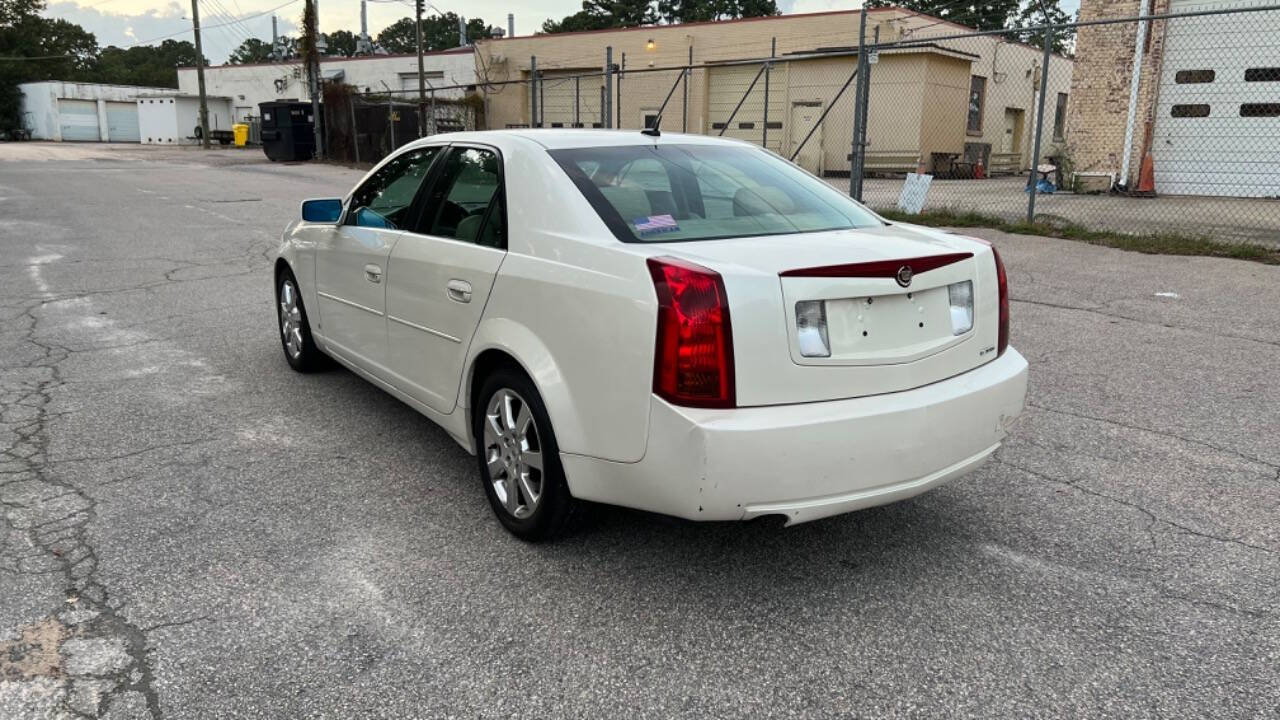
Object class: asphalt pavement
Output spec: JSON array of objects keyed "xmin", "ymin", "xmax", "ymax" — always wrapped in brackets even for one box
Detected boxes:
[{"xmin": 1, "ymin": 143, "xmax": 1277, "ymax": 719}]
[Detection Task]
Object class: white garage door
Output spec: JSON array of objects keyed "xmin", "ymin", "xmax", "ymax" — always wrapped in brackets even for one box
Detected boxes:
[
  {"xmin": 105, "ymin": 101, "xmax": 140, "ymax": 142},
  {"xmin": 538, "ymin": 71, "xmax": 603, "ymax": 128},
  {"xmin": 1151, "ymin": 0, "xmax": 1280, "ymax": 197},
  {"xmin": 708, "ymin": 63, "xmax": 788, "ymax": 154},
  {"xmin": 57, "ymin": 99, "xmax": 100, "ymax": 142}
]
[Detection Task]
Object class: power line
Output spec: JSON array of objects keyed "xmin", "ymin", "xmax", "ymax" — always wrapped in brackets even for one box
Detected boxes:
[{"xmin": 125, "ymin": 0, "xmax": 301, "ymax": 48}]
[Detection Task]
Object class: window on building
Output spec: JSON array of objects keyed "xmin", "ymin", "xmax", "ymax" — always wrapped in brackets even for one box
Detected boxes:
[
  {"xmin": 643, "ymin": 112, "xmax": 659, "ymax": 129},
  {"xmin": 967, "ymin": 76, "xmax": 986, "ymax": 135},
  {"xmin": 1240, "ymin": 103, "xmax": 1280, "ymax": 117},
  {"xmin": 1244, "ymin": 67, "xmax": 1280, "ymax": 82},
  {"xmin": 1170, "ymin": 104, "xmax": 1210, "ymax": 118},
  {"xmin": 1053, "ymin": 93, "xmax": 1068, "ymax": 140},
  {"xmin": 1174, "ymin": 69, "xmax": 1215, "ymax": 83}
]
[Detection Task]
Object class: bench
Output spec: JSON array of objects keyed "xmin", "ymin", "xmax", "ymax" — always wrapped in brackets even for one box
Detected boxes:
[
  {"xmin": 850, "ymin": 151, "xmax": 920, "ymax": 176},
  {"xmin": 987, "ymin": 153, "xmax": 1022, "ymax": 175}
]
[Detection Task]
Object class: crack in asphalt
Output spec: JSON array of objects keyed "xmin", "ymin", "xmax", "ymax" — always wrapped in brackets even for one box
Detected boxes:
[
  {"xmin": 1012, "ymin": 296, "xmax": 1280, "ymax": 349},
  {"xmin": 0, "ymin": 302, "xmax": 165, "ymax": 718},
  {"xmin": 995, "ymin": 458, "xmax": 1277, "ymax": 557},
  {"xmin": 1026, "ymin": 402, "xmax": 1279, "ymax": 475}
]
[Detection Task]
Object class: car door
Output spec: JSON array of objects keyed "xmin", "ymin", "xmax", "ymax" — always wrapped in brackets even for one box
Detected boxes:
[
  {"xmin": 384, "ymin": 145, "xmax": 507, "ymax": 414},
  {"xmin": 314, "ymin": 146, "xmax": 443, "ymax": 371}
]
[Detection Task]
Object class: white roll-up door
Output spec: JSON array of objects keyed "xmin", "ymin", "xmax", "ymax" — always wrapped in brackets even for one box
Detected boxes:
[
  {"xmin": 707, "ymin": 63, "xmax": 788, "ymax": 154},
  {"xmin": 1151, "ymin": 0, "xmax": 1280, "ymax": 197},
  {"xmin": 57, "ymin": 99, "xmax": 100, "ymax": 142},
  {"xmin": 104, "ymin": 101, "xmax": 140, "ymax": 142},
  {"xmin": 539, "ymin": 71, "xmax": 603, "ymax": 128}
]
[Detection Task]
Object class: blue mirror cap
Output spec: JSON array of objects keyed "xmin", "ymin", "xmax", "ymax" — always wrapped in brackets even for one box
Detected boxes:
[{"xmin": 301, "ymin": 198, "xmax": 343, "ymax": 223}]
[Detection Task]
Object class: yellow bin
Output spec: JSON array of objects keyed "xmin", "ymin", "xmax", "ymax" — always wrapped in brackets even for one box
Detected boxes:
[{"xmin": 232, "ymin": 123, "xmax": 250, "ymax": 147}]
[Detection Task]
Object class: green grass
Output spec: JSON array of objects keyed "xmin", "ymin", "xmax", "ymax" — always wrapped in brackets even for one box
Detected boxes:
[{"xmin": 874, "ymin": 208, "xmax": 1280, "ymax": 265}]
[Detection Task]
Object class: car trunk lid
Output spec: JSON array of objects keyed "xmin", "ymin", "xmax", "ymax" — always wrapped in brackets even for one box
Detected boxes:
[{"xmin": 646, "ymin": 224, "xmax": 1000, "ymax": 407}]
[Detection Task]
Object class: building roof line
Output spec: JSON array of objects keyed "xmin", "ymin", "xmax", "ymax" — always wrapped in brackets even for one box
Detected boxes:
[
  {"xmin": 177, "ymin": 46, "xmax": 472, "ymax": 72},
  {"xmin": 475, "ymin": 7, "xmax": 901, "ymax": 43}
]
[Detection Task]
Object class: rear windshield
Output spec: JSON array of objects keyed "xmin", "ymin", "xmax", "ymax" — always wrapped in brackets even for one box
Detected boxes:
[{"xmin": 549, "ymin": 144, "xmax": 883, "ymax": 243}]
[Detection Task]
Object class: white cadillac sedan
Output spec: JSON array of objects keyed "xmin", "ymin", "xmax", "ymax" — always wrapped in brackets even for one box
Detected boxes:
[{"xmin": 273, "ymin": 130, "xmax": 1027, "ymax": 540}]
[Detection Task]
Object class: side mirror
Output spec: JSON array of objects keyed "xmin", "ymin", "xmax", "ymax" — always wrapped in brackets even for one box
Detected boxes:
[{"xmin": 301, "ymin": 198, "xmax": 343, "ymax": 224}]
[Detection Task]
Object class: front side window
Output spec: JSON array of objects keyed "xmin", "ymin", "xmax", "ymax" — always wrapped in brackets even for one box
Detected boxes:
[
  {"xmin": 967, "ymin": 76, "xmax": 987, "ymax": 135},
  {"xmin": 415, "ymin": 146, "xmax": 505, "ymax": 247},
  {"xmin": 550, "ymin": 144, "xmax": 883, "ymax": 244},
  {"xmin": 348, "ymin": 146, "xmax": 441, "ymax": 229}
]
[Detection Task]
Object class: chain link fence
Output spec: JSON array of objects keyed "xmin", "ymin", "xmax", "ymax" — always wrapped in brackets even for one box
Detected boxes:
[{"xmin": 322, "ymin": 3, "xmax": 1280, "ymax": 246}]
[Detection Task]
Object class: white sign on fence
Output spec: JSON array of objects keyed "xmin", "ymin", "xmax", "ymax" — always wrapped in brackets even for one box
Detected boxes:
[{"xmin": 896, "ymin": 172, "xmax": 932, "ymax": 215}]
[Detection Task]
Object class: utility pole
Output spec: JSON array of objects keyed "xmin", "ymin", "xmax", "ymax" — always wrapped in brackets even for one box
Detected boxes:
[
  {"xmin": 271, "ymin": 15, "xmax": 279, "ymax": 61},
  {"xmin": 304, "ymin": 0, "xmax": 323, "ymax": 158},
  {"xmin": 415, "ymin": 0, "xmax": 426, "ymax": 136},
  {"xmin": 190, "ymin": 0, "xmax": 210, "ymax": 149}
]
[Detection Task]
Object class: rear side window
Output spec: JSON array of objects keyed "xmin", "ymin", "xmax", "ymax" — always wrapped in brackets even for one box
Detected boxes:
[{"xmin": 550, "ymin": 144, "xmax": 882, "ymax": 243}]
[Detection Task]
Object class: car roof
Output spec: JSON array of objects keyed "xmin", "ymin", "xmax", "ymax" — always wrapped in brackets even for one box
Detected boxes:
[{"xmin": 406, "ymin": 129, "xmax": 750, "ymax": 151}]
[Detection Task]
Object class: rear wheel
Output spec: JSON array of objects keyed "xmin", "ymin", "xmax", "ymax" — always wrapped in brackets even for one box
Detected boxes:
[
  {"xmin": 276, "ymin": 269, "xmax": 326, "ymax": 372},
  {"xmin": 474, "ymin": 368, "xmax": 576, "ymax": 540}
]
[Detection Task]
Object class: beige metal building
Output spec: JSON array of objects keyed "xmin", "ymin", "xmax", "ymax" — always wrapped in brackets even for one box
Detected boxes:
[{"xmin": 474, "ymin": 8, "xmax": 1074, "ymax": 176}]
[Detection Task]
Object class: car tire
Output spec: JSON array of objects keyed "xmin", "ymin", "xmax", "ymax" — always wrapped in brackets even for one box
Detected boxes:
[
  {"xmin": 474, "ymin": 368, "xmax": 577, "ymax": 541},
  {"xmin": 275, "ymin": 268, "xmax": 326, "ymax": 373}
]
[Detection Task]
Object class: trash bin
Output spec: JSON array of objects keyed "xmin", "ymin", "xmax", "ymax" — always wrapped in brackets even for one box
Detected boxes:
[
  {"xmin": 232, "ymin": 123, "xmax": 249, "ymax": 147},
  {"xmin": 258, "ymin": 101, "xmax": 320, "ymax": 162}
]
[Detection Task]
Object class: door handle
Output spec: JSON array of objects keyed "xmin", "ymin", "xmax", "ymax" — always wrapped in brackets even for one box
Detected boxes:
[
  {"xmin": 446, "ymin": 279, "xmax": 472, "ymax": 303},
  {"xmin": 364, "ymin": 264, "xmax": 383, "ymax": 283}
]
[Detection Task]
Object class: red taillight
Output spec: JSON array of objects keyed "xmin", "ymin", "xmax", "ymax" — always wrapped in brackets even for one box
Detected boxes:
[
  {"xmin": 993, "ymin": 248, "xmax": 1009, "ymax": 357},
  {"xmin": 646, "ymin": 256, "xmax": 735, "ymax": 408}
]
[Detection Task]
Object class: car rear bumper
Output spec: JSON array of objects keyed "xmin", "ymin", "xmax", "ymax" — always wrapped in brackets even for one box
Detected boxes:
[{"xmin": 561, "ymin": 348, "xmax": 1028, "ymax": 524}]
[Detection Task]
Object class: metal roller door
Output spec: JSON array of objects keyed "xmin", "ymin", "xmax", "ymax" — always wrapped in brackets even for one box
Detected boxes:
[
  {"xmin": 58, "ymin": 99, "xmax": 100, "ymax": 142},
  {"xmin": 105, "ymin": 101, "xmax": 140, "ymax": 142},
  {"xmin": 539, "ymin": 71, "xmax": 603, "ymax": 128},
  {"xmin": 1151, "ymin": 0, "xmax": 1280, "ymax": 197},
  {"xmin": 707, "ymin": 63, "xmax": 788, "ymax": 154}
]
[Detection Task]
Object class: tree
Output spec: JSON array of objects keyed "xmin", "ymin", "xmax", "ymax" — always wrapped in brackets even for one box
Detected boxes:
[
  {"xmin": 655, "ymin": 0, "xmax": 779, "ymax": 25},
  {"xmin": 229, "ymin": 37, "xmax": 274, "ymax": 64},
  {"xmin": 1010, "ymin": 0, "xmax": 1075, "ymax": 55},
  {"xmin": 94, "ymin": 40, "xmax": 204, "ymax": 87},
  {"xmin": 0, "ymin": 0, "xmax": 99, "ymax": 131},
  {"xmin": 541, "ymin": 0, "xmax": 657, "ymax": 33},
  {"xmin": 863, "ymin": 0, "xmax": 1021, "ymax": 32},
  {"xmin": 376, "ymin": 13, "xmax": 499, "ymax": 54},
  {"xmin": 325, "ymin": 29, "xmax": 357, "ymax": 57}
]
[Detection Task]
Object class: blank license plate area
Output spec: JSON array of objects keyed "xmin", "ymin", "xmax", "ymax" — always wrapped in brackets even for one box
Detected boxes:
[{"xmin": 823, "ymin": 286, "xmax": 955, "ymax": 359}]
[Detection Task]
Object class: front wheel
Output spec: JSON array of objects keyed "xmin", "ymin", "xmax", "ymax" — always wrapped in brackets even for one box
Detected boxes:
[
  {"xmin": 276, "ymin": 270, "xmax": 326, "ymax": 372},
  {"xmin": 474, "ymin": 369, "xmax": 576, "ymax": 541}
]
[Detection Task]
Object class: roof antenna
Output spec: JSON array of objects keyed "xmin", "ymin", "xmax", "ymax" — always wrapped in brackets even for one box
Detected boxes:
[{"xmin": 641, "ymin": 121, "xmax": 660, "ymax": 138}]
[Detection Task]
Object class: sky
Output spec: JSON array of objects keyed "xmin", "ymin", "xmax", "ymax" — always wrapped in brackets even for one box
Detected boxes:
[{"xmin": 43, "ymin": 0, "xmax": 1082, "ymax": 65}]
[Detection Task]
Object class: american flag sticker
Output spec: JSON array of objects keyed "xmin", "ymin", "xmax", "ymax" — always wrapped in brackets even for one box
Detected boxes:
[{"xmin": 631, "ymin": 214, "xmax": 679, "ymax": 235}]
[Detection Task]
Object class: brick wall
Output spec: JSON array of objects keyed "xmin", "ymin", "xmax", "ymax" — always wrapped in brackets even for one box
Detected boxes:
[{"xmin": 1065, "ymin": 0, "xmax": 1170, "ymax": 183}]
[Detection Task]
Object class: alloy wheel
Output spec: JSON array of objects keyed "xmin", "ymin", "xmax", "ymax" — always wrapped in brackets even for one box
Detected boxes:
[
  {"xmin": 279, "ymin": 278, "xmax": 304, "ymax": 360},
  {"xmin": 482, "ymin": 388, "xmax": 544, "ymax": 519}
]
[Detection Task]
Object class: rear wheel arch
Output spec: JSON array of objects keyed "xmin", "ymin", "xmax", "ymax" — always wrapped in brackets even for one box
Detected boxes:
[
  {"xmin": 468, "ymin": 349, "xmax": 531, "ymax": 425},
  {"xmin": 463, "ymin": 334, "xmax": 583, "ymax": 460}
]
